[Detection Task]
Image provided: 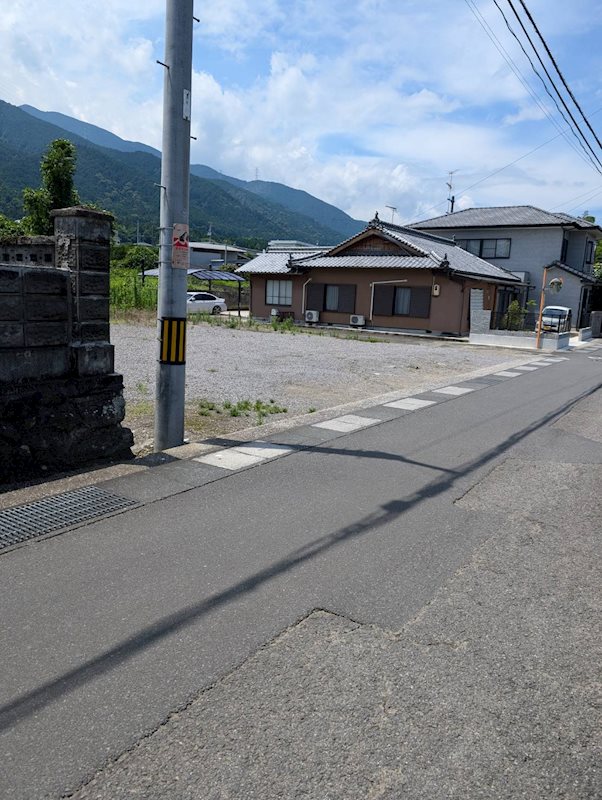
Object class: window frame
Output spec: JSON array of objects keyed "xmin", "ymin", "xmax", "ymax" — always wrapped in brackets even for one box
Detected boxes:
[
  {"xmin": 456, "ymin": 238, "xmax": 511, "ymax": 259},
  {"xmin": 373, "ymin": 285, "xmax": 431, "ymax": 318},
  {"xmin": 266, "ymin": 279, "xmax": 293, "ymax": 307},
  {"xmin": 305, "ymin": 282, "xmax": 356, "ymax": 314}
]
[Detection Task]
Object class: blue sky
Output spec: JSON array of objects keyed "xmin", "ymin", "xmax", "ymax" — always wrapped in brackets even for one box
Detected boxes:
[{"xmin": 2, "ymin": 0, "xmax": 602, "ymax": 223}]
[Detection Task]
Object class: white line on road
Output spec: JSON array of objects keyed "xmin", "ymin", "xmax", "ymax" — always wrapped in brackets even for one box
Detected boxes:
[{"xmin": 494, "ymin": 371, "xmax": 523, "ymax": 377}]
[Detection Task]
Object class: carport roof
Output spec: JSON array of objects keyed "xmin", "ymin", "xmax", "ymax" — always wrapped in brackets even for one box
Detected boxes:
[{"xmin": 143, "ymin": 268, "xmax": 246, "ymax": 282}]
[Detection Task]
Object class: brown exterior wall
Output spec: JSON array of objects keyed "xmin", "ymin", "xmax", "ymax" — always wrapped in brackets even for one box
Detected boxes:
[
  {"xmin": 251, "ymin": 275, "xmax": 306, "ymax": 320},
  {"xmin": 249, "ymin": 270, "xmax": 500, "ymax": 335}
]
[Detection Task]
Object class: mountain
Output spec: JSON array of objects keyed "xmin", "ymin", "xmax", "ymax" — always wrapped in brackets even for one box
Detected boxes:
[
  {"xmin": 16, "ymin": 104, "xmax": 364, "ymax": 242},
  {"xmin": 20, "ymin": 105, "xmax": 160, "ymax": 157},
  {"xmin": 190, "ymin": 164, "xmax": 363, "ymax": 239}
]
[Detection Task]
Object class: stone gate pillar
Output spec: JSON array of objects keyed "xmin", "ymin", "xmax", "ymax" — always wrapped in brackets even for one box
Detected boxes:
[{"xmin": 52, "ymin": 206, "xmax": 114, "ymax": 375}]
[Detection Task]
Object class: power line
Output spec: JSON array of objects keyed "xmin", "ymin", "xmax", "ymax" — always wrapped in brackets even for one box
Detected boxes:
[
  {"xmin": 516, "ymin": 0, "xmax": 602, "ymax": 152},
  {"xmin": 496, "ymin": 0, "xmax": 602, "ymax": 173},
  {"xmin": 402, "ymin": 109, "xmax": 602, "ymax": 226},
  {"xmin": 550, "ymin": 185, "xmax": 602, "ymax": 213},
  {"xmin": 462, "ymin": 0, "xmax": 597, "ymax": 171}
]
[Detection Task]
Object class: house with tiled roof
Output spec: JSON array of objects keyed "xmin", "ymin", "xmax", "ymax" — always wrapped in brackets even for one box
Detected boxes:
[
  {"xmin": 238, "ymin": 215, "xmax": 520, "ymax": 336},
  {"xmin": 411, "ymin": 206, "xmax": 601, "ymax": 328}
]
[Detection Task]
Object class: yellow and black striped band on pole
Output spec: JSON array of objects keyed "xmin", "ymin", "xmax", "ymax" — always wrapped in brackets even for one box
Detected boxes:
[{"xmin": 159, "ymin": 317, "xmax": 187, "ymax": 364}]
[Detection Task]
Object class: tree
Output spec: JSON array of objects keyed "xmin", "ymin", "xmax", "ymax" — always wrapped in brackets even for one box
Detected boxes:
[
  {"xmin": 0, "ymin": 212, "xmax": 24, "ymax": 243},
  {"xmin": 110, "ymin": 243, "xmax": 158, "ymax": 272},
  {"xmin": 22, "ymin": 139, "xmax": 80, "ymax": 235}
]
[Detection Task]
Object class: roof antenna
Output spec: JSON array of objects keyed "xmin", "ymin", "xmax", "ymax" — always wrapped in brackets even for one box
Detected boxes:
[
  {"xmin": 385, "ymin": 205, "xmax": 397, "ymax": 224},
  {"xmin": 446, "ymin": 170, "xmax": 457, "ymax": 214}
]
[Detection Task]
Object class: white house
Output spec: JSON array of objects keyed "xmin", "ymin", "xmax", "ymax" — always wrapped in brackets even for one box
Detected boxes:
[{"xmin": 411, "ymin": 206, "xmax": 601, "ymax": 328}]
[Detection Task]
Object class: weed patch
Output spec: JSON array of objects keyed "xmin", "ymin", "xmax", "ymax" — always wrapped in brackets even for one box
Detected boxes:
[{"xmin": 197, "ymin": 397, "xmax": 287, "ymax": 425}]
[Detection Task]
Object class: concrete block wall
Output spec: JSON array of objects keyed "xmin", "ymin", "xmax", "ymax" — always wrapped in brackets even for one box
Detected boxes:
[
  {"xmin": 469, "ymin": 288, "xmax": 491, "ymax": 333},
  {"xmin": 0, "ymin": 207, "xmax": 132, "ymax": 482}
]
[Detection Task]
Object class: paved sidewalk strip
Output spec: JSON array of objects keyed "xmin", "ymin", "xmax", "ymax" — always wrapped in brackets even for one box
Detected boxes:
[
  {"xmin": 383, "ymin": 398, "xmax": 437, "ymax": 410},
  {"xmin": 312, "ymin": 414, "xmax": 381, "ymax": 433},
  {"xmin": 194, "ymin": 442, "xmax": 294, "ymax": 471},
  {"xmin": 431, "ymin": 385, "xmax": 474, "ymax": 396}
]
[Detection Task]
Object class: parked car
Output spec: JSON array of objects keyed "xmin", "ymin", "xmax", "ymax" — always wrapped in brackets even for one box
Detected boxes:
[
  {"xmin": 540, "ymin": 305, "xmax": 571, "ymax": 332},
  {"xmin": 186, "ymin": 292, "xmax": 227, "ymax": 315}
]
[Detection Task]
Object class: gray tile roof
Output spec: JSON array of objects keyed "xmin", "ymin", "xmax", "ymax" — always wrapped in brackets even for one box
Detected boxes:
[
  {"xmin": 379, "ymin": 223, "xmax": 519, "ymax": 281},
  {"xmin": 411, "ymin": 205, "xmax": 602, "ymax": 231},
  {"xmin": 547, "ymin": 260, "xmax": 596, "ymax": 282},
  {"xmin": 236, "ymin": 251, "xmax": 323, "ymax": 274},
  {"xmin": 291, "ymin": 255, "xmax": 433, "ymax": 269},
  {"xmin": 238, "ymin": 221, "xmax": 520, "ymax": 283}
]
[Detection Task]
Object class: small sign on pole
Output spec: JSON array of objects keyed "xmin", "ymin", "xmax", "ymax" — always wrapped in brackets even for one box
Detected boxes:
[{"xmin": 172, "ymin": 223, "xmax": 189, "ymax": 269}]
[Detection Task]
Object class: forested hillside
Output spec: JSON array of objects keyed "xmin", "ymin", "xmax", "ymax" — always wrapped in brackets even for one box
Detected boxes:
[{"xmin": 0, "ymin": 100, "xmax": 361, "ymax": 247}]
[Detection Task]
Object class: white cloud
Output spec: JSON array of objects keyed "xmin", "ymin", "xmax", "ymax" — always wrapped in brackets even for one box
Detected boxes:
[{"xmin": 1, "ymin": 0, "xmax": 602, "ymax": 224}]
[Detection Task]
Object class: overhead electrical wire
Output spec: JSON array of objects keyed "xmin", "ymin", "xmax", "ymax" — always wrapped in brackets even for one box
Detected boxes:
[
  {"xmin": 462, "ymin": 0, "xmax": 597, "ymax": 172},
  {"xmin": 550, "ymin": 185, "xmax": 602, "ymax": 214},
  {"xmin": 496, "ymin": 0, "xmax": 602, "ymax": 173},
  {"xmin": 516, "ymin": 0, "xmax": 602, "ymax": 152}
]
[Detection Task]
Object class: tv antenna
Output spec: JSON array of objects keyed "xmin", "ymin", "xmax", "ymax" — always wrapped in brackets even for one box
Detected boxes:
[
  {"xmin": 385, "ymin": 205, "xmax": 397, "ymax": 223},
  {"xmin": 446, "ymin": 170, "xmax": 457, "ymax": 214}
]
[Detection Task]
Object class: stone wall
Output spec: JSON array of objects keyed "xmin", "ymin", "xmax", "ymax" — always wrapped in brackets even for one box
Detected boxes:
[{"xmin": 0, "ymin": 207, "xmax": 133, "ymax": 483}]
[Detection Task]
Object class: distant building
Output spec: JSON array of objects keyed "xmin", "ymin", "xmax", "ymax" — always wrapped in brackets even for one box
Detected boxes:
[
  {"xmin": 189, "ymin": 241, "xmax": 252, "ymax": 270},
  {"xmin": 267, "ymin": 240, "xmax": 331, "ymax": 252},
  {"xmin": 411, "ymin": 206, "xmax": 601, "ymax": 328},
  {"xmin": 239, "ymin": 214, "xmax": 520, "ymax": 335}
]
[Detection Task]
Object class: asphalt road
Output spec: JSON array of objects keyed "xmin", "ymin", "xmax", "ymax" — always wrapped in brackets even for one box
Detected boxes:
[{"xmin": 0, "ymin": 345, "xmax": 601, "ymax": 798}]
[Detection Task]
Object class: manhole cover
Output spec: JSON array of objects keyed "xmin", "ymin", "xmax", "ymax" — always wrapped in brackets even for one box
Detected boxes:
[{"xmin": 0, "ymin": 486, "xmax": 137, "ymax": 550}]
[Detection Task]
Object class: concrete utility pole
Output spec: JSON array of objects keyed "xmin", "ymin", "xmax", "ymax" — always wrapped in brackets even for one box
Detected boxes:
[{"xmin": 155, "ymin": 0, "xmax": 194, "ymax": 451}]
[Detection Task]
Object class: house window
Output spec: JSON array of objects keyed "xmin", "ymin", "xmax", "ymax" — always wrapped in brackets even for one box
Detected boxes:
[
  {"xmin": 585, "ymin": 240, "xmax": 594, "ymax": 264},
  {"xmin": 464, "ymin": 239, "xmax": 481, "ymax": 256},
  {"xmin": 373, "ymin": 285, "xmax": 431, "ymax": 318},
  {"xmin": 394, "ymin": 287, "xmax": 411, "ymax": 315},
  {"xmin": 266, "ymin": 279, "xmax": 292, "ymax": 306},
  {"xmin": 44, "ymin": 253, "xmax": 52, "ymax": 263},
  {"xmin": 325, "ymin": 285, "xmax": 339, "ymax": 311},
  {"xmin": 561, "ymin": 237, "xmax": 568, "ymax": 262},
  {"xmin": 456, "ymin": 238, "xmax": 511, "ymax": 258},
  {"xmin": 306, "ymin": 282, "xmax": 356, "ymax": 313},
  {"xmin": 30, "ymin": 253, "xmax": 37, "ymax": 262}
]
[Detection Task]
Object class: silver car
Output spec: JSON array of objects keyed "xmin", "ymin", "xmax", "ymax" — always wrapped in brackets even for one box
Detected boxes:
[
  {"xmin": 186, "ymin": 292, "xmax": 227, "ymax": 315},
  {"xmin": 540, "ymin": 305, "xmax": 571, "ymax": 332}
]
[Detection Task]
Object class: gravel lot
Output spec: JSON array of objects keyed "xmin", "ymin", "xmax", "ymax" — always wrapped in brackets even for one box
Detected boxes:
[{"xmin": 113, "ymin": 320, "xmax": 532, "ymax": 452}]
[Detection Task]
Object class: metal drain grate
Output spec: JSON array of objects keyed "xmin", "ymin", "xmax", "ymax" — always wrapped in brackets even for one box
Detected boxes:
[{"xmin": 0, "ymin": 486, "xmax": 137, "ymax": 550}]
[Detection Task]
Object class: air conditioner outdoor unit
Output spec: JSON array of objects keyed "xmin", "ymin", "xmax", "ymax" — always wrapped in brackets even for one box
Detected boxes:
[
  {"xmin": 349, "ymin": 314, "xmax": 365, "ymax": 326},
  {"xmin": 305, "ymin": 309, "xmax": 320, "ymax": 323}
]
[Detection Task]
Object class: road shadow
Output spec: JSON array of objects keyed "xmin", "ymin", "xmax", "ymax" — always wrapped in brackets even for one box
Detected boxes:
[{"xmin": 1, "ymin": 382, "xmax": 599, "ymax": 732}]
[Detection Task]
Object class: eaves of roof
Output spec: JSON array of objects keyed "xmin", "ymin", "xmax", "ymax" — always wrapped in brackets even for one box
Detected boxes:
[{"xmin": 547, "ymin": 261, "xmax": 596, "ymax": 283}]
